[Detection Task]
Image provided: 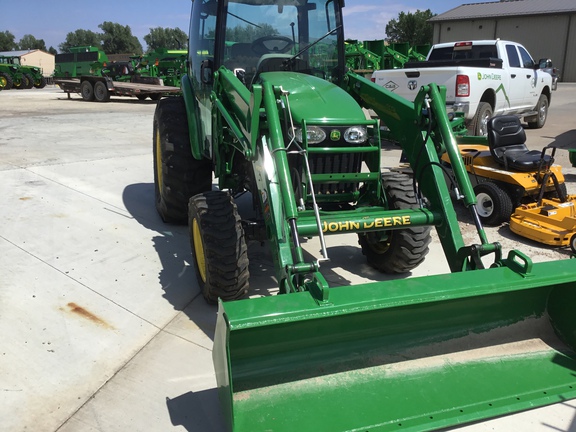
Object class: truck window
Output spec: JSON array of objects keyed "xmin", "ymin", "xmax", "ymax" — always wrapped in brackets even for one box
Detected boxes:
[
  {"xmin": 518, "ymin": 46, "xmax": 534, "ymax": 68},
  {"xmin": 428, "ymin": 45, "xmax": 498, "ymax": 61},
  {"xmin": 505, "ymin": 44, "xmax": 521, "ymax": 68}
]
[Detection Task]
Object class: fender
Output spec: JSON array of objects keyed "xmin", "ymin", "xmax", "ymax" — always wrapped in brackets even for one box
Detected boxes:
[{"xmin": 180, "ymin": 74, "xmax": 204, "ymax": 160}]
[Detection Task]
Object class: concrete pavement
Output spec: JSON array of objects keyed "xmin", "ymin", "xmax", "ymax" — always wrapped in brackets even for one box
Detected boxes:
[{"xmin": 1, "ymin": 85, "xmax": 576, "ymax": 431}]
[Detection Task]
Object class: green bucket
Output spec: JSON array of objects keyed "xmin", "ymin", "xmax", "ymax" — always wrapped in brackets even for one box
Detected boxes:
[{"xmin": 214, "ymin": 257, "xmax": 576, "ymax": 431}]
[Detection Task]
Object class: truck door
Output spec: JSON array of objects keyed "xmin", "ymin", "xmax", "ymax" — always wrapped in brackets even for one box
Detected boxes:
[{"xmin": 505, "ymin": 43, "xmax": 535, "ymax": 113}]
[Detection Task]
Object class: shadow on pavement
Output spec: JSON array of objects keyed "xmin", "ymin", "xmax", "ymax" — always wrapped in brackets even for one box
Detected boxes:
[{"xmin": 166, "ymin": 389, "xmax": 226, "ymax": 432}]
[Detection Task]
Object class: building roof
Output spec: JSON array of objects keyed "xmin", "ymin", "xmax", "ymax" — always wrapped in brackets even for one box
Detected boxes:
[
  {"xmin": 0, "ymin": 49, "xmax": 53, "ymax": 57},
  {"xmin": 430, "ymin": 0, "xmax": 576, "ymax": 22}
]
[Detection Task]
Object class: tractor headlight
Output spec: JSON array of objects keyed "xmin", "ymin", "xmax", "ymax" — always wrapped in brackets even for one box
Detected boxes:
[
  {"xmin": 294, "ymin": 126, "xmax": 326, "ymax": 144},
  {"xmin": 344, "ymin": 126, "xmax": 368, "ymax": 144}
]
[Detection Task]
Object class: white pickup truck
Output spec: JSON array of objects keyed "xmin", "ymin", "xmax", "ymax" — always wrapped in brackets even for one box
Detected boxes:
[{"xmin": 371, "ymin": 40, "xmax": 554, "ymax": 135}]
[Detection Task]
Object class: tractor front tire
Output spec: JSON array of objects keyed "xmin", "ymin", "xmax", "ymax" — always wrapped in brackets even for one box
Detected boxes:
[
  {"xmin": 358, "ymin": 172, "xmax": 431, "ymax": 273},
  {"xmin": 474, "ymin": 182, "xmax": 513, "ymax": 226},
  {"xmin": 189, "ymin": 191, "xmax": 249, "ymax": 303},
  {"xmin": 34, "ymin": 76, "xmax": 47, "ymax": 89},
  {"xmin": 153, "ymin": 97, "xmax": 212, "ymax": 223}
]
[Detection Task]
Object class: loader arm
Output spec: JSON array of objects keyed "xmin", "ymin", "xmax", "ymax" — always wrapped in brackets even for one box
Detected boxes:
[{"xmin": 346, "ymin": 71, "xmax": 501, "ymax": 271}]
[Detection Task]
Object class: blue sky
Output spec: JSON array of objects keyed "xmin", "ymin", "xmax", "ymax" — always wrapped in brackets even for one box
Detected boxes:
[{"xmin": 1, "ymin": 0, "xmax": 468, "ymax": 51}]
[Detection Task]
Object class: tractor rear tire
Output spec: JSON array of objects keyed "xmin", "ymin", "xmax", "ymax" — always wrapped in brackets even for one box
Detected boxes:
[
  {"xmin": 81, "ymin": 81, "xmax": 94, "ymax": 101},
  {"xmin": 358, "ymin": 172, "xmax": 431, "ymax": 273},
  {"xmin": 474, "ymin": 181, "xmax": 513, "ymax": 226},
  {"xmin": 0, "ymin": 72, "xmax": 12, "ymax": 90},
  {"xmin": 153, "ymin": 97, "xmax": 212, "ymax": 223},
  {"xmin": 34, "ymin": 76, "xmax": 47, "ymax": 89},
  {"xmin": 188, "ymin": 191, "xmax": 249, "ymax": 303}
]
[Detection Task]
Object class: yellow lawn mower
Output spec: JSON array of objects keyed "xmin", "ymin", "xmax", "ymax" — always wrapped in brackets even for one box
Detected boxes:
[
  {"xmin": 509, "ymin": 142, "xmax": 576, "ymax": 253},
  {"xmin": 441, "ymin": 115, "xmax": 566, "ymax": 226}
]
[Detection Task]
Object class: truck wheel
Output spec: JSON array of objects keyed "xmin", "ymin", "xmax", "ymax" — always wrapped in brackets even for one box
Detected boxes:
[
  {"xmin": 0, "ymin": 72, "xmax": 12, "ymax": 90},
  {"xmin": 188, "ymin": 191, "xmax": 249, "ymax": 304},
  {"xmin": 474, "ymin": 182, "xmax": 513, "ymax": 226},
  {"xmin": 470, "ymin": 102, "xmax": 493, "ymax": 136},
  {"xmin": 81, "ymin": 81, "xmax": 94, "ymax": 101},
  {"xmin": 527, "ymin": 94, "xmax": 548, "ymax": 129},
  {"xmin": 153, "ymin": 97, "xmax": 212, "ymax": 223},
  {"xmin": 94, "ymin": 81, "xmax": 110, "ymax": 102},
  {"xmin": 34, "ymin": 76, "xmax": 47, "ymax": 89},
  {"xmin": 358, "ymin": 172, "xmax": 431, "ymax": 273}
]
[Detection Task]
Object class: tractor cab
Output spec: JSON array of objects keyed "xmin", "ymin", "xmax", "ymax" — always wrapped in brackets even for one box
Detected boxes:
[{"xmin": 188, "ymin": 0, "xmax": 346, "ymax": 90}]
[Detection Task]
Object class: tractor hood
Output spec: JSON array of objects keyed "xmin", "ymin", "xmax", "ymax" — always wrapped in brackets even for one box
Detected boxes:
[{"xmin": 258, "ymin": 72, "xmax": 366, "ymax": 124}]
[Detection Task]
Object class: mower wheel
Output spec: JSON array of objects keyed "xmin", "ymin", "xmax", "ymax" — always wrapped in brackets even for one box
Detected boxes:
[
  {"xmin": 94, "ymin": 81, "xmax": 110, "ymax": 102},
  {"xmin": 570, "ymin": 234, "xmax": 576, "ymax": 255},
  {"xmin": 527, "ymin": 94, "xmax": 548, "ymax": 129},
  {"xmin": 474, "ymin": 182, "xmax": 513, "ymax": 226},
  {"xmin": 188, "ymin": 191, "xmax": 249, "ymax": 303},
  {"xmin": 358, "ymin": 172, "xmax": 431, "ymax": 273},
  {"xmin": 153, "ymin": 97, "xmax": 212, "ymax": 223},
  {"xmin": 80, "ymin": 81, "xmax": 94, "ymax": 101},
  {"xmin": 470, "ymin": 102, "xmax": 493, "ymax": 136}
]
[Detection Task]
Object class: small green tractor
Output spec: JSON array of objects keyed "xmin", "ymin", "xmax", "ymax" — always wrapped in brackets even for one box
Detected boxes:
[{"xmin": 153, "ymin": 0, "xmax": 576, "ymax": 431}]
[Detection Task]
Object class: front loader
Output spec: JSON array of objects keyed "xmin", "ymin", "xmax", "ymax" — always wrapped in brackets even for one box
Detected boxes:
[{"xmin": 153, "ymin": 0, "xmax": 576, "ymax": 431}]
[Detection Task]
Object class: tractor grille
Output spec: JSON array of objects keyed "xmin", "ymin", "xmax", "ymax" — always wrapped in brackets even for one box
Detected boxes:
[{"xmin": 308, "ymin": 152, "xmax": 363, "ymax": 194}]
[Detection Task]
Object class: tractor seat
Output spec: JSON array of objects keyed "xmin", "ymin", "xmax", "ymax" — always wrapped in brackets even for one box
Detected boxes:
[{"xmin": 487, "ymin": 115, "xmax": 550, "ymax": 172}]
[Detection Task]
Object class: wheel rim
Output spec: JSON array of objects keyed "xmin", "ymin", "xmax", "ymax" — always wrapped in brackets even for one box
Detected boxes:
[
  {"xmin": 476, "ymin": 192, "xmax": 494, "ymax": 217},
  {"xmin": 154, "ymin": 129, "xmax": 163, "ymax": 192},
  {"xmin": 192, "ymin": 218, "xmax": 207, "ymax": 282},
  {"xmin": 0, "ymin": 76, "xmax": 6, "ymax": 88},
  {"xmin": 539, "ymin": 100, "xmax": 547, "ymax": 123},
  {"xmin": 479, "ymin": 112, "xmax": 491, "ymax": 136}
]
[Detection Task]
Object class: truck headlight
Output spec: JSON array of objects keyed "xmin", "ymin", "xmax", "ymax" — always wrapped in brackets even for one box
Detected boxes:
[
  {"xmin": 344, "ymin": 126, "xmax": 368, "ymax": 144},
  {"xmin": 294, "ymin": 126, "xmax": 326, "ymax": 144}
]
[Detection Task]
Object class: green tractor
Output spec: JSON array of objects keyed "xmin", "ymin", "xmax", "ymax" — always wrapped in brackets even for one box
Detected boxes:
[
  {"xmin": 0, "ymin": 56, "xmax": 46, "ymax": 89},
  {"xmin": 153, "ymin": 0, "xmax": 576, "ymax": 430},
  {"xmin": 0, "ymin": 60, "xmax": 28, "ymax": 90}
]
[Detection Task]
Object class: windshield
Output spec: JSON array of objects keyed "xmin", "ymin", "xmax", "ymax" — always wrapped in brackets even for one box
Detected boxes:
[{"xmin": 190, "ymin": 0, "xmax": 342, "ymax": 85}]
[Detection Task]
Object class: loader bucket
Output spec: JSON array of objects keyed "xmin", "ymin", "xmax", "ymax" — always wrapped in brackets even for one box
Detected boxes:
[{"xmin": 214, "ymin": 257, "xmax": 576, "ymax": 432}]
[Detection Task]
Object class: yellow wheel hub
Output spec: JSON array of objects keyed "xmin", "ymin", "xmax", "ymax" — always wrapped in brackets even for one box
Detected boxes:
[{"xmin": 192, "ymin": 218, "xmax": 207, "ymax": 283}]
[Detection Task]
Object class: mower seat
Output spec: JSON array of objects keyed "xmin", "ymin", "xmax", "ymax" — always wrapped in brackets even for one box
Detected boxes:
[{"xmin": 488, "ymin": 115, "xmax": 550, "ymax": 172}]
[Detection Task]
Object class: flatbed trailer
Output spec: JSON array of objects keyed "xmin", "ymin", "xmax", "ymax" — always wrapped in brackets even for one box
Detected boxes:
[{"xmin": 54, "ymin": 75, "xmax": 180, "ymax": 102}]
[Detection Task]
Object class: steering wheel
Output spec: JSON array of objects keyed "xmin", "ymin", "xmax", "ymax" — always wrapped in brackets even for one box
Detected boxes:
[{"xmin": 251, "ymin": 36, "xmax": 294, "ymax": 56}]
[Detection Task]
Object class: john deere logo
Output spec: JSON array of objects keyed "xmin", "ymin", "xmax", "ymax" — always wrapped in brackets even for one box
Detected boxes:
[{"xmin": 330, "ymin": 130, "xmax": 341, "ymax": 141}]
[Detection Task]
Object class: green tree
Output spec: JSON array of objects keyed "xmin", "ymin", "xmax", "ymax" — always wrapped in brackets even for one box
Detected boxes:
[
  {"xmin": 144, "ymin": 27, "xmax": 188, "ymax": 51},
  {"xmin": 18, "ymin": 34, "xmax": 47, "ymax": 51},
  {"xmin": 59, "ymin": 29, "xmax": 102, "ymax": 53},
  {"xmin": 99, "ymin": 22, "xmax": 143, "ymax": 54},
  {"xmin": 385, "ymin": 9, "xmax": 435, "ymax": 46},
  {"xmin": 47, "ymin": 46, "xmax": 58, "ymax": 55},
  {"xmin": 0, "ymin": 30, "xmax": 18, "ymax": 51}
]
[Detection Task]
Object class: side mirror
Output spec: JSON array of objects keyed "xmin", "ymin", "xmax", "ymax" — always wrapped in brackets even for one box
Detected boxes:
[{"xmin": 201, "ymin": 59, "xmax": 213, "ymax": 84}]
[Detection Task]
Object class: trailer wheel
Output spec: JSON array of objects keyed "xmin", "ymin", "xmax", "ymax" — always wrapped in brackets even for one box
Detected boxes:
[
  {"xmin": 527, "ymin": 94, "xmax": 548, "ymax": 129},
  {"xmin": 94, "ymin": 81, "xmax": 110, "ymax": 102},
  {"xmin": 153, "ymin": 97, "xmax": 212, "ymax": 223},
  {"xmin": 474, "ymin": 182, "xmax": 513, "ymax": 226},
  {"xmin": 81, "ymin": 81, "xmax": 94, "ymax": 101},
  {"xmin": 0, "ymin": 72, "xmax": 12, "ymax": 90},
  {"xmin": 358, "ymin": 172, "xmax": 431, "ymax": 273},
  {"xmin": 189, "ymin": 191, "xmax": 249, "ymax": 303},
  {"xmin": 470, "ymin": 102, "xmax": 493, "ymax": 136}
]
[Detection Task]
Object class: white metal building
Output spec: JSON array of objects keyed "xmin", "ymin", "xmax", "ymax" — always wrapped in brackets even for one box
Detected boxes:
[
  {"xmin": 0, "ymin": 49, "xmax": 55, "ymax": 77},
  {"xmin": 429, "ymin": 0, "xmax": 576, "ymax": 82}
]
